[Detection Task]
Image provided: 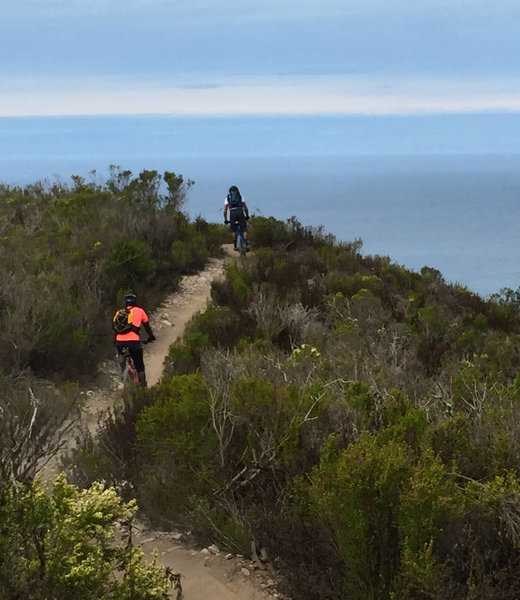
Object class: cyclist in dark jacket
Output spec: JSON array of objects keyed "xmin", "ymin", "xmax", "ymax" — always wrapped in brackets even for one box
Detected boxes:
[
  {"xmin": 113, "ymin": 293, "xmax": 155, "ymax": 386},
  {"xmin": 224, "ymin": 185, "xmax": 250, "ymax": 251}
]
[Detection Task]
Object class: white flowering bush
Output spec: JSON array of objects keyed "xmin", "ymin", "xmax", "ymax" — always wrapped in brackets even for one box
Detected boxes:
[{"xmin": 0, "ymin": 473, "xmax": 173, "ymax": 600}]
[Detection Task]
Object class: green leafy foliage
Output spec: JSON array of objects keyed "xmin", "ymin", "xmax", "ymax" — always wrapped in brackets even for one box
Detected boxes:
[
  {"xmin": 163, "ymin": 304, "xmax": 247, "ymax": 376},
  {"xmin": 133, "ymin": 374, "xmax": 218, "ymax": 516},
  {"xmin": 0, "ymin": 474, "xmax": 173, "ymax": 600},
  {"xmin": 105, "ymin": 236, "xmax": 157, "ymax": 290}
]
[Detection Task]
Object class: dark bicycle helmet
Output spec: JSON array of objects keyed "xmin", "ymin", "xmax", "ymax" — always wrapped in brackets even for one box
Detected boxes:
[
  {"xmin": 229, "ymin": 185, "xmax": 239, "ymax": 193},
  {"xmin": 124, "ymin": 293, "xmax": 137, "ymax": 306}
]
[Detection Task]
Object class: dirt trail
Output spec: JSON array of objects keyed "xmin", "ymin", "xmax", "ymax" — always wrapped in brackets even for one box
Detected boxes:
[
  {"xmin": 86, "ymin": 246, "xmax": 284, "ymax": 600},
  {"xmin": 145, "ymin": 254, "xmax": 228, "ymax": 387}
]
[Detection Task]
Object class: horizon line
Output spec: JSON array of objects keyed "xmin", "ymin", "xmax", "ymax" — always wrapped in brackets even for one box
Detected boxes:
[{"xmin": 2, "ymin": 108, "xmax": 520, "ymax": 119}]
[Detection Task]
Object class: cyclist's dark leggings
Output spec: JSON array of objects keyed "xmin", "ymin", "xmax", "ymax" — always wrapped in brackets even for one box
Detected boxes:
[
  {"xmin": 115, "ymin": 340, "xmax": 145, "ymax": 372},
  {"xmin": 229, "ymin": 209, "xmax": 247, "ymax": 232}
]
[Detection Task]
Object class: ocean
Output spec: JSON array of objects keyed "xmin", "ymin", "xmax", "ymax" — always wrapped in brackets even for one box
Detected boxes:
[{"xmin": 1, "ymin": 114, "xmax": 519, "ymax": 298}]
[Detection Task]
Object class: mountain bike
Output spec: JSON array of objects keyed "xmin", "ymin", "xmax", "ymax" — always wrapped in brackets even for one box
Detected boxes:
[
  {"xmin": 119, "ymin": 346, "xmax": 138, "ymax": 386},
  {"xmin": 234, "ymin": 220, "xmax": 248, "ymax": 256},
  {"xmin": 118, "ymin": 339, "xmax": 151, "ymax": 386}
]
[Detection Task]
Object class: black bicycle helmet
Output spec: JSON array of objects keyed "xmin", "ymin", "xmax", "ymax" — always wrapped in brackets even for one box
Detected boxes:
[
  {"xmin": 124, "ymin": 293, "xmax": 137, "ymax": 306},
  {"xmin": 229, "ymin": 185, "xmax": 239, "ymax": 193}
]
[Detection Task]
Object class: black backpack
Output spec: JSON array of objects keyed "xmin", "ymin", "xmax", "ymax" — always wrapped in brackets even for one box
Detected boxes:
[
  {"xmin": 113, "ymin": 307, "xmax": 137, "ymax": 335},
  {"xmin": 228, "ymin": 189, "xmax": 242, "ymax": 208}
]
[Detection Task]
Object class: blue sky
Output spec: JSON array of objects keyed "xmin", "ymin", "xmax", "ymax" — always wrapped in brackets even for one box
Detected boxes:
[{"xmin": 1, "ymin": 0, "xmax": 520, "ymax": 117}]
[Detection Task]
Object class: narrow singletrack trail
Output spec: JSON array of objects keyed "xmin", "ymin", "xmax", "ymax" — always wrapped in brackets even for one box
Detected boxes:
[
  {"xmin": 144, "ymin": 242, "xmax": 247, "ymax": 387},
  {"xmin": 145, "ymin": 254, "xmax": 227, "ymax": 387},
  {"xmin": 85, "ymin": 246, "xmax": 284, "ymax": 600}
]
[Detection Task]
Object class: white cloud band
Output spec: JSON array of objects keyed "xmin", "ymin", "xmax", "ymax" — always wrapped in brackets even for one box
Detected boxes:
[{"xmin": 1, "ymin": 75, "xmax": 520, "ymax": 117}]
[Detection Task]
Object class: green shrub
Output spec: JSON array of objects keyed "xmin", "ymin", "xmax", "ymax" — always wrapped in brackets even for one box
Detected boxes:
[
  {"xmin": 248, "ymin": 216, "xmax": 291, "ymax": 248},
  {"xmin": 163, "ymin": 305, "xmax": 247, "ymax": 376},
  {"xmin": 298, "ymin": 432, "xmax": 413, "ymax": 600},
  {"xmin": 134, "ymin": 374, "xmax": 218, "ymax": 517},
  {"xmin": 0, "ymin": 474, "xmax": 173, "ymax": 600},
  {"xmin": 105, "ymin": 236, "xmax": 157, "ymax": 290}
]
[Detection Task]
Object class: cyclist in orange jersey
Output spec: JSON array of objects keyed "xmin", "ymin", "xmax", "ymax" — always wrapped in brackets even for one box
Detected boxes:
[{"xmin": 113, "ymin": 292, "xmax": 155, "ymax": 386}]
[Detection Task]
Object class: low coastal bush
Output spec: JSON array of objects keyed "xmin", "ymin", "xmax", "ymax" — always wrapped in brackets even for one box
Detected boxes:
[{"xmin": 0, "ymin": 474, "xmax": 174, "ymax": 600}]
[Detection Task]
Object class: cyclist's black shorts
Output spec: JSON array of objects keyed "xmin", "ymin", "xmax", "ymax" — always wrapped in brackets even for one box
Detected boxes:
[
  {"xmin": 115, "ymin": 340, "xmax": 145, "ymax": 373},
  {"xmin": 229, "ymin": 208, "xmax": 247, "ymax": 232}
]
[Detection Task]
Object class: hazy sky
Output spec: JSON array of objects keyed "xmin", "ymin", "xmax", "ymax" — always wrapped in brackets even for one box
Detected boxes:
[{"xmin": 1, "ymin": 0, "xmax": 519, "ymax": 116}]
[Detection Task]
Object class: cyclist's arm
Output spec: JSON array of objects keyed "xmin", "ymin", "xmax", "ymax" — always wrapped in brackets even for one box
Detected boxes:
[
  {"xmin": 242, "ymin": 201, "xmax": 250, "ymax": 217},
  {"xmin": 136, "ymin": 307, "xmax": 155, "ymax": 342},
  {"xmin": 223, "ymin": 198, "xmax": 229, "ymax": 221},
  {"xmin": 143, "ymin": 320, "xmax": 155, "ymax": 341}
]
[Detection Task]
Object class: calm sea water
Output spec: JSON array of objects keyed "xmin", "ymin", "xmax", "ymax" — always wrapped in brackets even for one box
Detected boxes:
[{"xmin": 1, "ymin": 115, "xmax": 519, "ymax": 298}]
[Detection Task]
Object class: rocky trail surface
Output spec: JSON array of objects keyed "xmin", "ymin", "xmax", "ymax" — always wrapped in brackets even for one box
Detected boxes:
[{"xmin": 81, "ymin": 246, "xmax": 285, "ymax": 600}]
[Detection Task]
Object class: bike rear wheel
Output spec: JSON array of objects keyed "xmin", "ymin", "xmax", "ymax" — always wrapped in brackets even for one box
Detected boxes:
[
  {"xmin": 122, "ymin": 355, "xmax": 139, "ymax": 386},
  {"xmin": 236, "ymin": 231, "xmax": 247, "ymax": 256}
]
